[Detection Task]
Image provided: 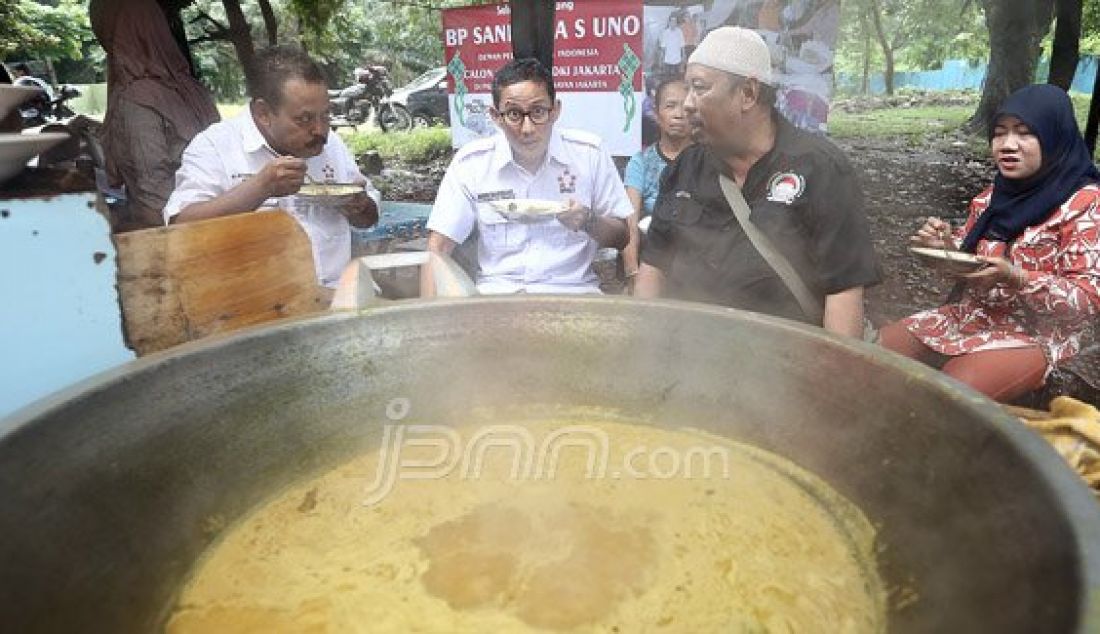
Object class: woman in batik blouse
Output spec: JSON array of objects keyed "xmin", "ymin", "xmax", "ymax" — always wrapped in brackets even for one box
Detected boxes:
[{"xmin": 879, "ymin": 83, "xmax": 1100, "ymax": 402}]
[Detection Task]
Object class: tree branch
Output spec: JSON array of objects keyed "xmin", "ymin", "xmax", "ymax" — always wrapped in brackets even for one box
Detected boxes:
[
  {"xmin": 867, "ymin": 0, "xmax": 895, "ymax": 94},
  {"xmin": 188, "ymin": 34, "xmax": 228, "ymax": 46},
  {"xmin": 257, "ymin": 0, "xmax": 278, "ymax": 46},
  {"xmin": 189, "ymin": 10, "xmax": 230, "ymax": 40}
]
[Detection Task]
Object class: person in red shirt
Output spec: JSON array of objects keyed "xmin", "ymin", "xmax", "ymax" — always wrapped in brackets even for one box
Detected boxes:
[{"xmin": 879, "ymin": 84, "xmax": 1100, "ymax": 402}]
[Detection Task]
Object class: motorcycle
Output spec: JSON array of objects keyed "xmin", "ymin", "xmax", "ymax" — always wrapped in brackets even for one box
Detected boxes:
[
  {"xmin": 17, "ymin": 83, "xmax": 108, "ymax": 199},
  {"xmin": 16, "ymin": 80, "xmax": 80, "ymax": 128},
  {"xmin": 328, "ymin": 65, "xmax": 411, "ymax": 132}
]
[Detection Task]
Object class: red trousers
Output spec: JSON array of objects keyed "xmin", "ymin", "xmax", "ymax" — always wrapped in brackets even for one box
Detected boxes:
[{"xmin": 878, "ymin": 321, "xmax": 1048, "ymax": 403}]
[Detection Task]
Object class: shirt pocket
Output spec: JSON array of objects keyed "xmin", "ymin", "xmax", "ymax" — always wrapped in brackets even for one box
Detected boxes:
[
  {"xmin": 476, "ymin": 204, "xmax": 511, "ymax": 249},
  {"xmin": 667, "ymin": 196, "xmax": 706, "ymax": 225},
  {"xmin": 546, "ymin": 219, "xmax": 590, "ymax": 249},
  {"xmin": 667, "ymin": 197, "xmax": 730, "ymax": 254}
]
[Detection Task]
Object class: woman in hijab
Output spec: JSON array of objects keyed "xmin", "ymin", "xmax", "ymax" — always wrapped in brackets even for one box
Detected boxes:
[
  {"xmin": 879, "ymin": 84, "xmax": 1100, "ymax": 402},
  {"xmin": 90, "ymin": 0, "xmax": 220, "ymax": 229}
]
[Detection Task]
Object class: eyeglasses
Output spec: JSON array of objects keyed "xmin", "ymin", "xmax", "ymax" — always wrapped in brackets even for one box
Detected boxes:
[{"xmin": 495, "ymin": 105, "xmax": 553, "ymax": 126}]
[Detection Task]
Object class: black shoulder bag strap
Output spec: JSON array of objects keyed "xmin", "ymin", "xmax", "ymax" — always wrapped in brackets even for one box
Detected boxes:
[{"xmin": 718, "ymin": 173, "xmax": 824, "ymax": 323}]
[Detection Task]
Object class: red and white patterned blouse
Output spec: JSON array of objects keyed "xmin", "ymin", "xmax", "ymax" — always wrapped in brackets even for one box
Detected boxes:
[{"xmin": 902, "ymin": 184, "xmax": 1100, "ymax": 373}]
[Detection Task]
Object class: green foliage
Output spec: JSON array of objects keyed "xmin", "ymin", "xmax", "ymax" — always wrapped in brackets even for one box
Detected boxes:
[
  {"xmin": 184, "ymin": 0, "xmax": 499, "ymax": 100},
  {"xmin": 286, "ymin": 0, "xmax": 342, "ymax": 40},
  {"xmin": 1, "ymin": 0, "xmax": 94, "ymax": 61},
  {"xmin": 835, "ymin": 0, "xmax": 989, "ymax": 78},
  {"xmin": 183, "ymin": 0, "xmax": 260, "ymax": 101},
  {"xmin": 340, "ymin": 126, "xmax": 452, "ymax": 163},
  {"xmin": 1082, "ymin": 0, "xmax": 1100, "ymax": 55},
  {"xmin": 302, "ymin": 0, "xmax": 467, "ymax": 86}
]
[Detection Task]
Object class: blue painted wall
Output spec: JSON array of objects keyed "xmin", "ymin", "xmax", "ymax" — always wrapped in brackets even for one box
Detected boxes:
[
  {"xmin": 837, "ymin": 56, "xmax": 1099, "ymax": 95},
  {"xmin": 0, "ymin": 194, "xmax": 135, "ymax": 419}
]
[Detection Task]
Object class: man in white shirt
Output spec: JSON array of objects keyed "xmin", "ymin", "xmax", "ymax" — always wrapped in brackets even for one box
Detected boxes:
[
  {"xmin": 422, "ymin": 58, "xmax": 631, "ymax": 295},
  {"xmin": 659, "ymin": 14, "xmax": 686, "ymax": 78},
  {"xmin": 163, "ymin": 46, "xmax": 379, "ymax": 288}
]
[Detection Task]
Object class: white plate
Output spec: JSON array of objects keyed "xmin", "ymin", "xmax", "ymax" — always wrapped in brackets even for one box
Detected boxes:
[
  {"xmin": 296, "ymin": 183, "xmax": 363, "ymax": 198},
  {"xmin": 0, "ymin": 132, "xmax": 71, "ymax": 186},
  {"xmin": 0, "ymin": 85, "xmax": 43, "ymax": 119},
  {"xmin": 909, "ymin": 247, "xmax": 987, "ymax": 274},
  {"xmin": 487, "ymin": 198, "xmax": 564, "ymax": 222}
]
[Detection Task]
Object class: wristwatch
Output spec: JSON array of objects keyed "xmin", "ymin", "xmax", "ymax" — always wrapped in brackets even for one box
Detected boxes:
[{"xmin": 582, "ymin": 208, "xmax": 599, "ymax": 234}]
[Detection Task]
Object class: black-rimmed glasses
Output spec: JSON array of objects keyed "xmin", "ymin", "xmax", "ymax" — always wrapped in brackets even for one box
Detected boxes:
[{"xmin": 495, "ymin": 104, "xmax": 554, "ymax": 126}]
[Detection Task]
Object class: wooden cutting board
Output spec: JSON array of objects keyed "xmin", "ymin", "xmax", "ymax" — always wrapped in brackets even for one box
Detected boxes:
[{"xmin": 114, "ymin": 210, "xmax": 330, "ymax": 355}]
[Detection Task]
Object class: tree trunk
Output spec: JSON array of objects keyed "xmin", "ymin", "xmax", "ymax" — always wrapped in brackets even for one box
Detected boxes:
[
  {"xmin": 859, "ymin": 7, "xmax": 871, "ymax": 94},
  {"xmin": 1085, "ymin": 63, "xmax": 1100, "ymax": 156},
  {"xmin": 867, "ymin": 0, "xmax": 894, "ymax": 95},
  {"xmin": 221, "ymin": 0, "xmax": 258, "ymax": 92},
  {"xmin": 510, "ymin": 0, "xmax": 556, "ymax": 71},
  {"xmin": 158, "ymin": 0, "xmax": 199, "ymax": 78},
  {"xmin": 1048, "ymin": 0, "xmax": 1081, "ymax": 89},
  {"xmin": 968, "ymin": 0, "xmax": 1055, "ymax": 134},
  {"xmin": 257, "ymin": 0, "xmax": 278, "ymax": 47}
]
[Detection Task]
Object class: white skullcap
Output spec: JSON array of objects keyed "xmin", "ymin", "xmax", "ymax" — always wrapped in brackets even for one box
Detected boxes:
[{"xmin": 688, "ymin": 26, "xmax": 774, "ymax": 86}]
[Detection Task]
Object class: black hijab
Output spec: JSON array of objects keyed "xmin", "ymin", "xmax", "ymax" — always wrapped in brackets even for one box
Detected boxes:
[{"xmin": 960, "ymin": 84, "xmax": 1099, "ymax": 252}]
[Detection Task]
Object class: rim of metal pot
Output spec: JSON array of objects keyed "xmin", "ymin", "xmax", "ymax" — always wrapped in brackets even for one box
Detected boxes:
[{"xmin": 3, "ymin": 295, "xmax": 1099, "ymax": 631}]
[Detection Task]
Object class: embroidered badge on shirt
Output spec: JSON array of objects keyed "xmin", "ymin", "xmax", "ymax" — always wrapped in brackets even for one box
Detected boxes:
[
  {"xmin": 766, "ymin": 172, "xmax": 805, "ymax": 205},
  {"xmin": 557, "ymin": 168, "xmax": 577, "ymax": 194},
  {"xmin": 476, "ymin": 189, "xmax": 517, "ymax": 202}
]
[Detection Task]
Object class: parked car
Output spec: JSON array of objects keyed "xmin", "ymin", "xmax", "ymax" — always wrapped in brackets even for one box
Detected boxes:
[{"xmin": 384, "ymin": 67, "xmax": 449, "ymax": 128}]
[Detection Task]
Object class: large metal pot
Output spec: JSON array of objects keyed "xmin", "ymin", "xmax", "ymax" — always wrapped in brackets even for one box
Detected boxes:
[{"xmin": 1, "ymin": 297, "xmax": 1098, "ymax": 632}]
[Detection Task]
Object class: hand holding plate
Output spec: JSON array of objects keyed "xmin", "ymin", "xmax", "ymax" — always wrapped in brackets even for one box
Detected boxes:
[
  {"xmin": 962, "ymin": 256, "xmax": 1025, "ymax": 291},
  {"xmin": 556, "ymin": 199, "xmax": 591, "ymax": 232}
]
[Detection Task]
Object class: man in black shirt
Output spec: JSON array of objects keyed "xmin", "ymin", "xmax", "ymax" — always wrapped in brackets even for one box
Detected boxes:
[{"xmin": 635, "ymin": 27, "xmax": 879, "ymax": 337}]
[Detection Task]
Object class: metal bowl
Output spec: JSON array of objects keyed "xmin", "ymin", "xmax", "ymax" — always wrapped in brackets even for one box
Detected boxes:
[{"xmin": 1, "ymin": 297, "xmax": 1098, "ymax": 632}]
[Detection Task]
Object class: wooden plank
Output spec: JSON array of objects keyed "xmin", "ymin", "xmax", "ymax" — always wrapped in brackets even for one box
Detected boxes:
[{"xmin": 114, "ymin": 211, "xmax": 329, "ymax": 355}]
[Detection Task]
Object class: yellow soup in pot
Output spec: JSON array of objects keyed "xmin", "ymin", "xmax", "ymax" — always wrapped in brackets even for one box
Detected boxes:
[{"xmin": 166, "ymin": 418, "xmax": 886, "ymax": 633}]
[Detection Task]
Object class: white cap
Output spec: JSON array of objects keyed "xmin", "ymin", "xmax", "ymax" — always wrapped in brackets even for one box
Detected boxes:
[{"xmin": 688, "ymin": 26, "xmax": 774, "ymax": 86}]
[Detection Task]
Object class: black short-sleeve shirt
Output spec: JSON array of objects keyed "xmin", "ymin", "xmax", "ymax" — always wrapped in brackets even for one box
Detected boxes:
[{"xmin": 642, "ymin": 115, "xmax": 881, "ymax": 323}]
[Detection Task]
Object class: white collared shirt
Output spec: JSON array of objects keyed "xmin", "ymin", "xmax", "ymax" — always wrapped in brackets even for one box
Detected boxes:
[
  {"xmin": 163, "ymin": 109, "xmax": 380, "ymax": 288},
  {"xmin": 427, "ymin": 128, "xmax": 632, "ymax": 294}
]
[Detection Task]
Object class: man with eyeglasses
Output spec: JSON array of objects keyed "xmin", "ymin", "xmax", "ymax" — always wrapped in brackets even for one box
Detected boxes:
[
  {"xmin": 423, "ymin": 58, "xmax": 631, "ymax": 295},
  {"xmin": 164, "ymin": 46, "xmax": 379, "ymax": 288}
]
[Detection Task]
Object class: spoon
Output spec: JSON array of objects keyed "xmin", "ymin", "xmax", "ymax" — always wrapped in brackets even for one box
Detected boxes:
[
  {"xmin": 938, "ymin": 225, "xmax": 956, "ymax": 263},
  {"xmin": 261, "ymin": 143, "xmax": 319, "ymax": 185}
]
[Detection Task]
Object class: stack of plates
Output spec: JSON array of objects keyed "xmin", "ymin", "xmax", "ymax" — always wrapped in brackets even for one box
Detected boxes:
[{"xmin": 0, "ymin": 85, "xmax": 70, "ymax": 186}]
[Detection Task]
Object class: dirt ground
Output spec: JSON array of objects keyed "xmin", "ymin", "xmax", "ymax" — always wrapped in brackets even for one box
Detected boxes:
[
  {"xmin": 371, "ymin": 99, "xmax": 995, "ymax": 326},
  {"xmin": 839, "ymin": 133, "xmax": 991, "ymax": 325}
]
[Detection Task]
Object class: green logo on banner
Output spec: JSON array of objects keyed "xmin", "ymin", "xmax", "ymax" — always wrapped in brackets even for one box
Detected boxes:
[
  {"xmin": 448, "ymin": 53, "xmax": 467, "ymax": 126},
  {"xmin": 617, "ymin": 44, "xmax": 641, "ymax": 133}
]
